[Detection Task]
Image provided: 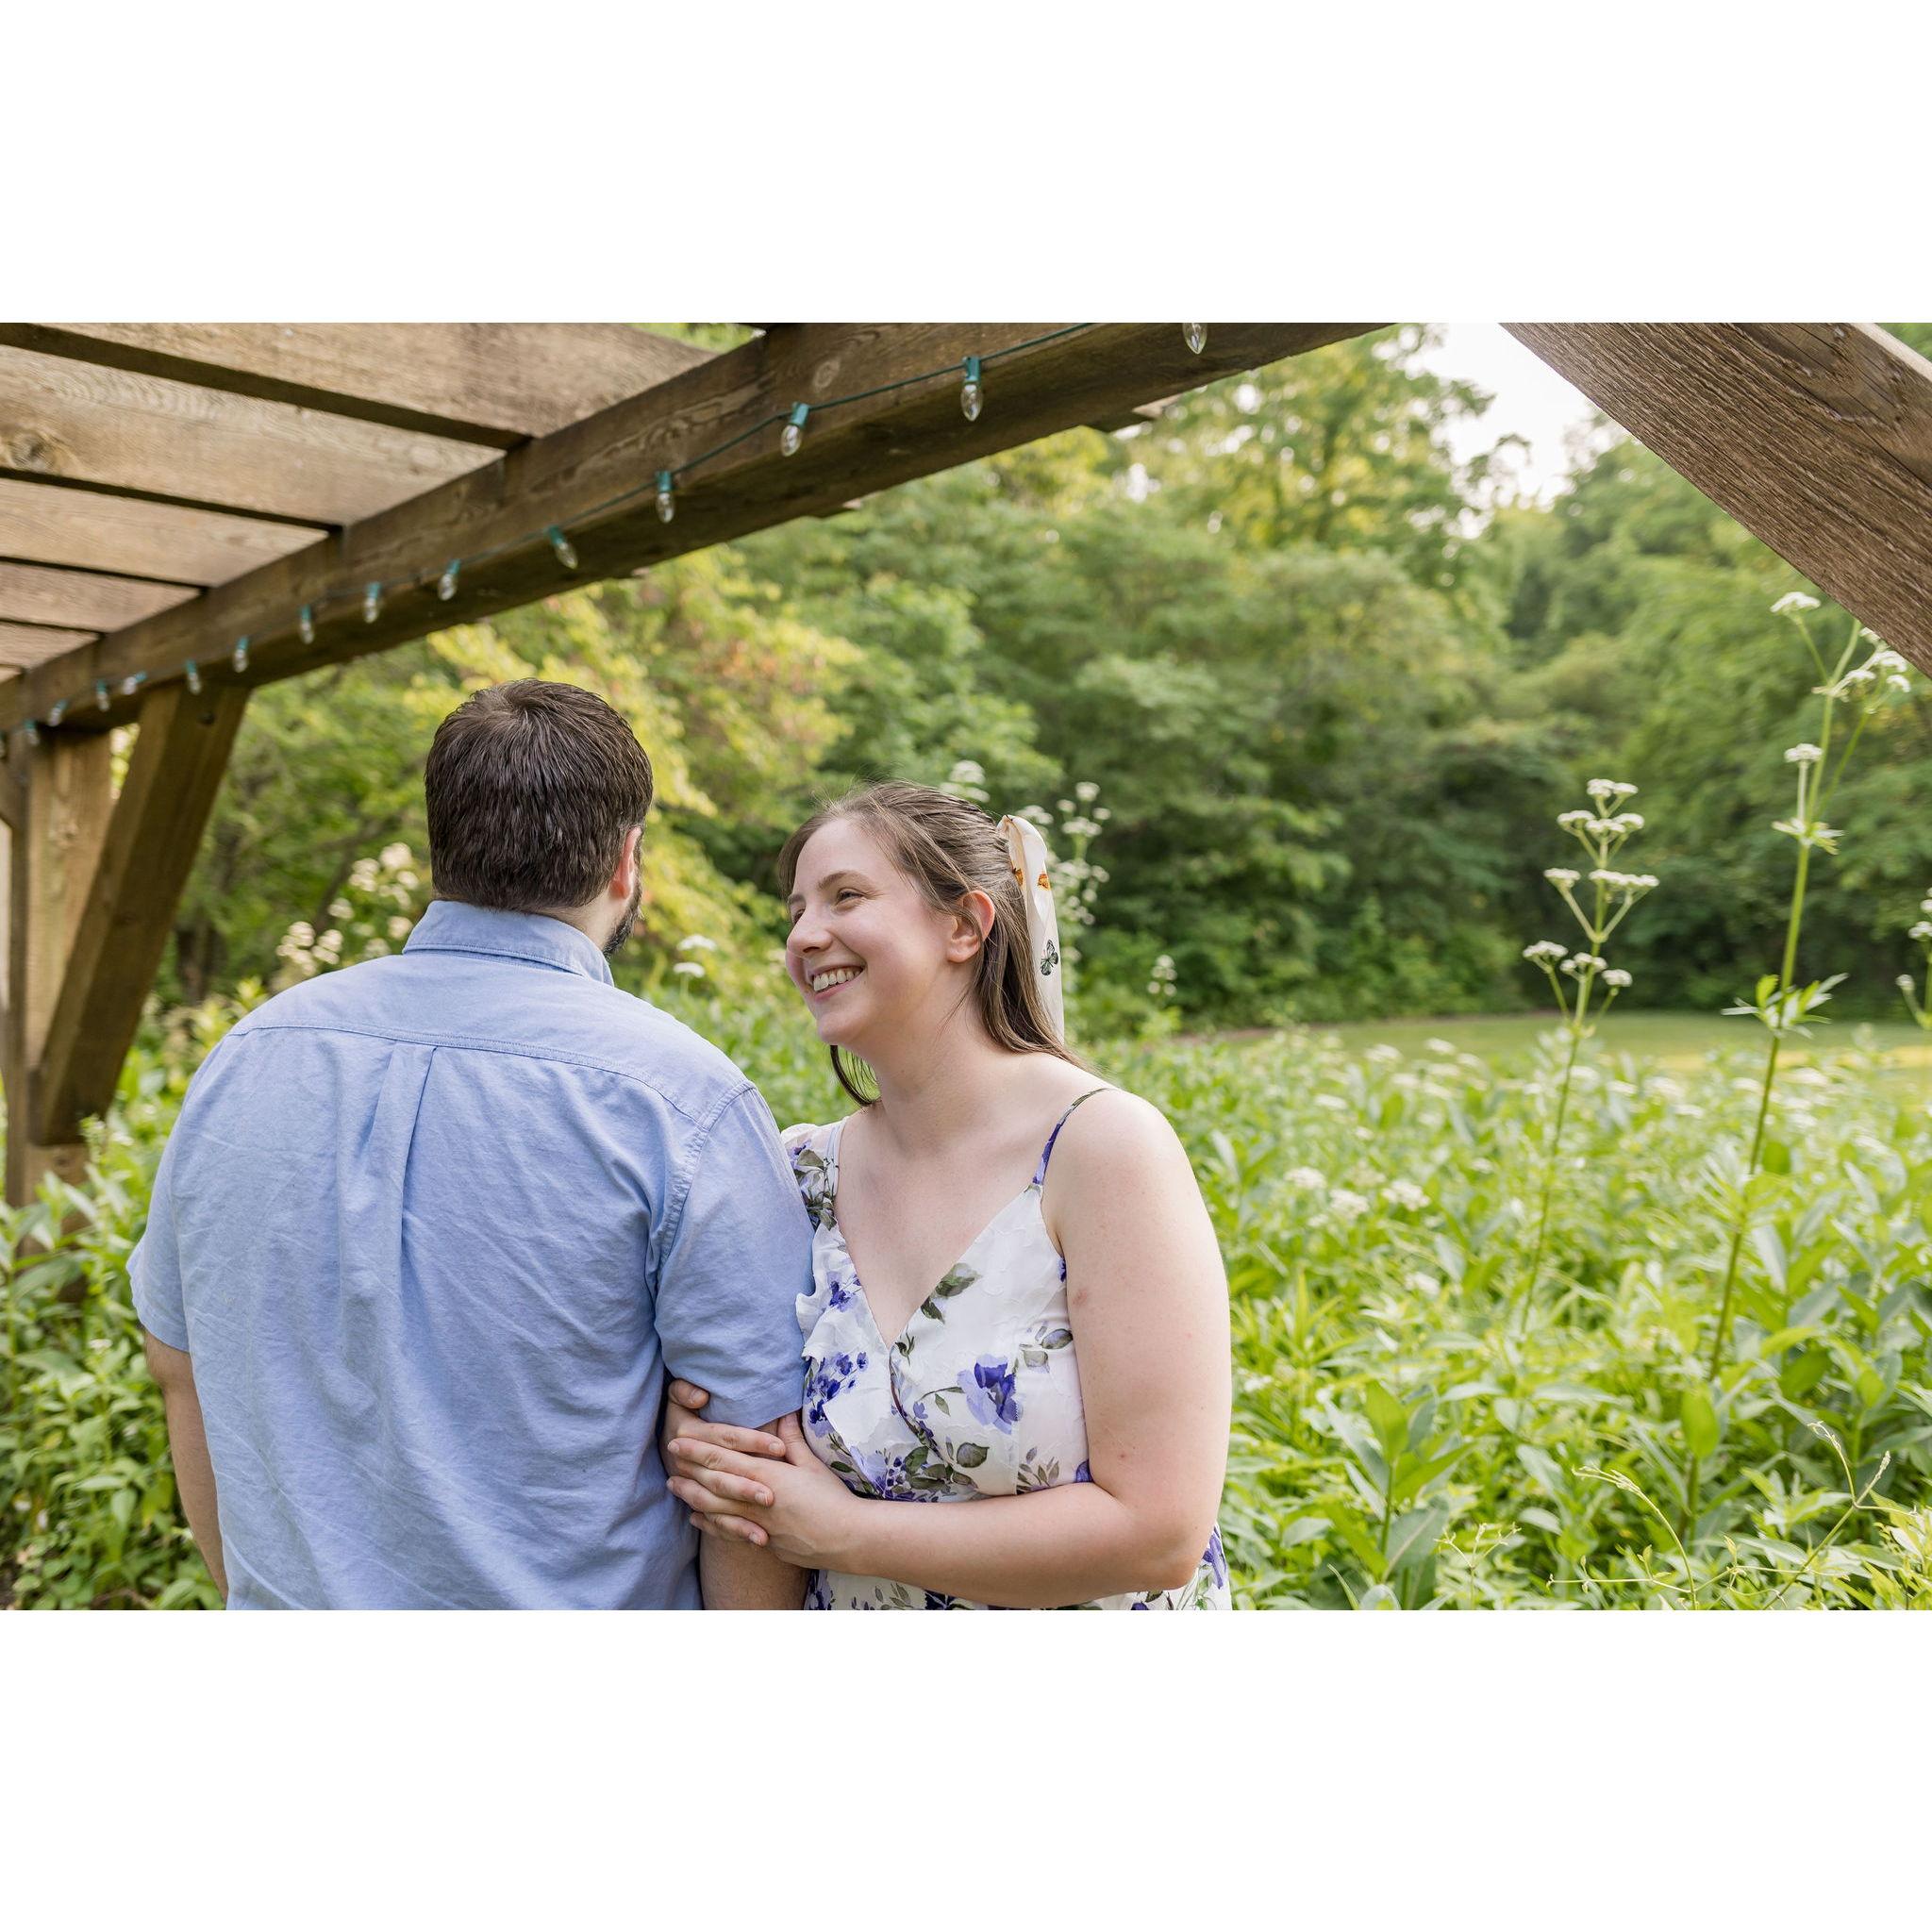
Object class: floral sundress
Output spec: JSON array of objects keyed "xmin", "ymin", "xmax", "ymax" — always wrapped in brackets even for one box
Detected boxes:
[{"xmin": 780, "ymin": 1091, "xmax": 1231, "ymax": 1611}]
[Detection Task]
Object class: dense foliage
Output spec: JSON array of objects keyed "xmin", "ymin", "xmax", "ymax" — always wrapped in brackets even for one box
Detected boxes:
[{"xmin": 7, "ymin": 984, "xmax": 1927, "ymax": 1608}]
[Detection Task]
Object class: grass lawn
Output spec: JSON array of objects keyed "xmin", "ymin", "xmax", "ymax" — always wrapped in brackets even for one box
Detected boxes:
[{"xmin": 1273, "ymin": 1008, "xmax": 1932, "ymax": 1080}]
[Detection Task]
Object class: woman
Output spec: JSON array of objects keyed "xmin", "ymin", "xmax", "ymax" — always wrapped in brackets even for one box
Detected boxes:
[{"xmin": 664, "ymin": 781, "xmax": 1232, "ymax": 1609}]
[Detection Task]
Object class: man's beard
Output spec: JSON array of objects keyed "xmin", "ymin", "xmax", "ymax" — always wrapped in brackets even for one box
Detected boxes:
[{"xmin": 603, "ymin": 871, "xmax": 643, "ymax": 958}]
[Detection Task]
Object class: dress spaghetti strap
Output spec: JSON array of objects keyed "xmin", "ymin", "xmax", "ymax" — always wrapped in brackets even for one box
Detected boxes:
[{"xmin": 1033, "ymin": 1088, "xmax": 1113, "ymax": 1188}]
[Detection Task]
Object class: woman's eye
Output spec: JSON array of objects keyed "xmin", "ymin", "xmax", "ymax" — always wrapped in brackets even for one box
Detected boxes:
[{"xmin": 836, "ymin": 889, "xmax": 860, "ymax": 903}]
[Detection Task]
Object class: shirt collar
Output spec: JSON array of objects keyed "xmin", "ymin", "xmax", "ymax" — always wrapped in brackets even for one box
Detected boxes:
[{"xmin": 403, "ymin": 899, "xmax": 616, "ymax": 986}]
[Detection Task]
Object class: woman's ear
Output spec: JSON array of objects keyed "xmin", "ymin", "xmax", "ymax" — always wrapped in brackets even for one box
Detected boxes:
[{"xmin": 946, "ymin": 890, "xmax": 996, "ymax": 963}]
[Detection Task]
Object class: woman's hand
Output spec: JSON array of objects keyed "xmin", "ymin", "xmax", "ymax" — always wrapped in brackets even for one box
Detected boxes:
[
  {"xmin": 659, "ymin": 1378, "xmax": 790, "ymax": 1472},
  {"xmin": 667, "ymin": 1414, "xmax": 861, "ymax": 1570}
]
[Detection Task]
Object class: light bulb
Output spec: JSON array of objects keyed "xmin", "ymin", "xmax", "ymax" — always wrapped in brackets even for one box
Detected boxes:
[
  {"xmin": 121, "ymin": 673, "xmax": 145, "ymax": 696},
  {"xmin": 657, "ymin": 472, "xmax": 675, "ymax": 524},
  {"xmin": 95, "ymin": 679, "xmax": 110, "ymax": 711},
  {"xmin": 186, "ymin": 661, "xmax": 203, "ymax": 695},
  {"xmin": 438, "ymin": 559, "xmax": 459, "ymax": 600},
  {"xmin": 298, "ymin": 604, "xmax": 316, "ymax": 645},
  {"xmin": 1184, "ymin": 324, "xmax": 1207, "ymax": 355},
  {"xmin": 547, "ymin": 526, "xmax": 577, "ymax": 571},
  {"xmin": 960, "ymin": 356, "xmax": 983, "ymax": 422},
  {"xmin": 232, "ymin": 636, "xmax": 251, "ymax": 674},
  {"xmin": 47, "ymin": 699, "xmax": 67, "ymax": 727},
  {"xmin": 781, "ymin": 403, "xmax": 808, "ymax": 456},
  {"xmin": 363, "ymin": 583, "xmax": 382, "ymax": 623}
]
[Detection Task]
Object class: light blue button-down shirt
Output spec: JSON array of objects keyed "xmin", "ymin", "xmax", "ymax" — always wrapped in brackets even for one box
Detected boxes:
[{"xmin": 130, "ymin": 900, "xmax": 810, "ymax": 1609}]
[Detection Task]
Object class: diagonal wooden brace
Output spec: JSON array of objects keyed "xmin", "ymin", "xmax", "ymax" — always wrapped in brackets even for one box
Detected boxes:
[{"xmin": 20, "ymin": 681, "xmax": 247, "ymax": 1178}]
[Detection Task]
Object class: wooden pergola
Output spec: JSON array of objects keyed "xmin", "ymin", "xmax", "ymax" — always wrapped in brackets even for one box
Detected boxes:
[{"xmin": 1, "ymin": 321, "xmax": 1928, "ymax": 1207}]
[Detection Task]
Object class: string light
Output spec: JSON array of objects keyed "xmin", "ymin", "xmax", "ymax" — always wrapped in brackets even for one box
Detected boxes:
[
  {"xmin": 1184, "ymin": 324, "xmax": 1207, "ymax": 355},
  {"xmin": 4, "ymin": 325, "xmax": 1099, "ymax": 754}
]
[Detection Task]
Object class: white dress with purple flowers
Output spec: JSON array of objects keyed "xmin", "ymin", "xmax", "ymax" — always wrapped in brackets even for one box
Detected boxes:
[{"xmin": 780, "ymin": 1091, "xmax": 1231, "ymax": 1611}]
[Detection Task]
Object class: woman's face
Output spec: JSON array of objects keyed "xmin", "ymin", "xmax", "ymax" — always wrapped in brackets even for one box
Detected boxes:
[{"xmin": 784, "ymin": 817, "xmax": 982, "ymax": 1052}]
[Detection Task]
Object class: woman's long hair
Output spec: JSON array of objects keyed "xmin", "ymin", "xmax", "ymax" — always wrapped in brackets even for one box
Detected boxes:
[{"xmin": 776, "ymin": 781, "xmax": 1091, "ymax": 1108}]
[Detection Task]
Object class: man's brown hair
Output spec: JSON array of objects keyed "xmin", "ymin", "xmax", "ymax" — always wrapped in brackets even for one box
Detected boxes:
[{"xmin": 425, "ymin": 680, "xmax": 653, "ymax": 910}]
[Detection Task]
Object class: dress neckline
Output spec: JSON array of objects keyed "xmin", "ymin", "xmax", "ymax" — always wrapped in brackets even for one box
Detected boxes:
[{"xmin": 824, "ymin": 1098, "xmax": 1104, "ymax": 1354}]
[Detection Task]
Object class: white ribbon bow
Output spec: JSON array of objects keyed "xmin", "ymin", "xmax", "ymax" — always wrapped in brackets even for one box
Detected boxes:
[{"xmin": 997, "ymin": 813, "xmax": 1064, "ymax": 1042}]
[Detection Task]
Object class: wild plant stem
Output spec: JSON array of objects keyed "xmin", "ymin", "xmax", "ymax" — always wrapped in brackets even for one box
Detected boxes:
[{"xmin": 1514, "ymin": 1025, "xmax": 1583, "ymax": 1328}]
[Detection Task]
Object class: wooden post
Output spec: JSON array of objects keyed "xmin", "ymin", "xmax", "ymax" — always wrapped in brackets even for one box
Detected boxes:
[{"xmin": 3, "ymin": 727, "xmax": 115, "ymax": 1204}]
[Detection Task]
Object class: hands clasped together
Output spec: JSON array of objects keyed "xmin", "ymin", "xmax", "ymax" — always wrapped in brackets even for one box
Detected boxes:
[{"xmin": 662, "ymin": 1380, "xmax": 859, "ymax": 1569}]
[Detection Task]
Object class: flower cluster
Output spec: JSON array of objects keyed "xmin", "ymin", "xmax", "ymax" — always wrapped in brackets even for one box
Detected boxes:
[
  {"xmin": 1897, "ymin": 888, "xmax": 1932, "ymax": 1033},
  {"xmin": 274, "ymin": 843, "xmax": 424, "ymax": 984},
  {"xmin": 1521, "ymin": 778, "xmax": 1657, "ymax": 1033}
]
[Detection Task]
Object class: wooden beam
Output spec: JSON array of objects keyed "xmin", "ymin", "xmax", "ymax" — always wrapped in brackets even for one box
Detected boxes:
[
  {"xmin": 1506, "ymin": 323, "xmax": 1932, "ymax": 671},
  {"xmin": 0, "ymin": 475, "xmax": 322, "ymax": 585},
  {"xmin": 0, "ymin": 622, "xmax": 97, "ymax": 665},
  {"xmin": 0, "ymin": 324, "xmax": 1378, "ymax": 735},
  {"xmin": 3, "ymin": 726, "xmax": 114, "ymax": 1202},
  {"xmin": 30, "ymin": 681, "xmax": 248, "ymax": 1148},
  {"xmin": 0, "ymin": 342, "xmax": 502, "ymax": 526},
  {"xmin": 0, "ymin": 325, "xmax": 714, "ymax": 450},
  {"xmin": 0, "ymin": 559, "xmax": 195, "ymax": 631}
]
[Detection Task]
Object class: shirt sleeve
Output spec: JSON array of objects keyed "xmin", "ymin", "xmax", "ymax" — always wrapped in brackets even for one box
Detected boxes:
[
  {"xmin": 128, "ymin": 1122, "xmax": 190, "ymax": 1351},
  {"xmin": 653, "ymin": 1084, "xmax": 811, "ymax": 1427}
]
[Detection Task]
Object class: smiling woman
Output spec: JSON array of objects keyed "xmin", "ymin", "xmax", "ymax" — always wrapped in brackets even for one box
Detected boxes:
[{"xmin": 663, "ymin": 779, "xmax": 1234, "ymax": 1609}]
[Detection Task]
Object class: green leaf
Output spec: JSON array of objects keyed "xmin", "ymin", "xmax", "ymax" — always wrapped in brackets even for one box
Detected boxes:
[
  {"xmin": 953, "ymin": 1441, "xmax": 989, "ymax": 1469},
  {"xmin": 1681, "ymin": 1386, "xmax": 1720, "ymax": 1461},
  {"xmin": 1363, "ymin": 1381, "xmax": 1408, "ymax": 1465}
]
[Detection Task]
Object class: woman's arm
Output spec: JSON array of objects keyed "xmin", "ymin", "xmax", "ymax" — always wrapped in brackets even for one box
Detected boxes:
[{"xmin": 668, "ymin": 1094, "xmax": 1232, "ymax": 1607}]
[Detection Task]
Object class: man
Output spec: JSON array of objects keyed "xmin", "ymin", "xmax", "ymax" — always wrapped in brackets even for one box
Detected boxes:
[{"xmin": 131, "ymin": 679, "xmax": 808, "ymax": 1609}]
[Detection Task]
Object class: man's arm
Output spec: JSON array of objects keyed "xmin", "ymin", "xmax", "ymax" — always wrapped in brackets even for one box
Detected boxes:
[
  {"xmin": 142, "ymin": 1327, "xmax": 227, "ymax": 1604},
  {"xmin": 695, "ymin": 1414, "xmax": 807, "ymax": 1609}
]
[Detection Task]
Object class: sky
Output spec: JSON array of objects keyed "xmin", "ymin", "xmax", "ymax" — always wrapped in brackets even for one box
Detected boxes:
[{"xmin": 1422, "ymin": 325, "xmax": 1618, "ymax": 507}]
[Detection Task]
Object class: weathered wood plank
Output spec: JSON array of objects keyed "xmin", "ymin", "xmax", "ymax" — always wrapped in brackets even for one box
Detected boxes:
[
  {"xmin": 0, "ymin": 621, "xmax": 97, "ymax": 666},
  {"xmin": 3, "ymin": 727, "xmax": 114, "ymax": 1201},
  {"xmin": 0, "ymin": 324, "xmax": 1377, "ymax": 734},
  {"xmin": 1506, "ymin": 323, "xmax": 1932, "ymax": 670},
  {"xmin": 0, "ymin": 342, "xmax": 502, "ymax": 526},
  {"xmin": 0, "ymin": 325, "xmax": 713, "ymax": 448},
  {"xmin": 0, "ymin": 559, "xmax": 195, "ymax": 632},
  {"xmin": 32, "ymin": 681, "xmax": 248, "ymax": 1145},
  {"xmin": 0, "ymin": 474, "xmax": 321, "ymax": 585}
]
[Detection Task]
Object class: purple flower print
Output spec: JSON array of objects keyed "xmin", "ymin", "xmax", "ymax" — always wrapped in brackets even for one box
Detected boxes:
[{"xmin": 961, "ymin": 1356, "xmax": 1020, "ymax": 1433}]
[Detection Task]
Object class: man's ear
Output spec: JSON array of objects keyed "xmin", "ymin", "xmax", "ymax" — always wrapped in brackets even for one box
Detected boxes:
[
  {"xmin": 946, "ymin": 890, "xmax": 996, "ymax": 963},
  {"xmin": 615, "ymin": 824, "xmax": 642, "ymax": 897}
]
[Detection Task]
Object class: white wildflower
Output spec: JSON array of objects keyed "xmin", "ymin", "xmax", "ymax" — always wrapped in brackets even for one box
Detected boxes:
[
  {"xmin": 1772, "ymin": 591, "xmax": 1821, "ymax": 614},
  {"xmin": 379, "ymin": 842, "xmax": 412, "ymax": 870},
  {"xmin": 1784, "ymin": 743, "xmax": 1823, "ymax": 765},
  {"xmin": 1544, "ymin": 867, "xmax": 1580, "ymax": 887},
  {"xmin": 1557, "ymin": 809, "xmax": 1592, "ymax": 828},
  {"xmin": 1888, "ymin": 675, "xmax": 1911, "ymax": 693},
  {"xmin": 1586, "ymin": 778, "xmax": 1620, "ymax": 802},
  {"xmin": 1897, "ymin": 974, "xmax": 1915, "ymax": 992},
  {"xmin": 1868, "ymin": 647, "xmax": 1908, "ymax": 673},
  {"xmin": 1523, "ymin": 941, "xmax": 1568, "ymax": 963},
  {"xmin": 1285, "ymin": 1166, "xmax": 1326, "ymax": 1190},
  {"xmin": 1074, "ymin": 780, "xmax": 1099, "ymax": 803},
  {"xmin": 1603, "ymin": 969, "xmax": 1632, "ymax": 989},
  {"xmin": 1613, "ymin": 812, "xmax": 1644, "ymax": 832},
  {"xmin": 1327, "ymin": 1189, "xmax": 1371, "ymax": 1223},
  {"xmin": 329, "ymin": 898, "xmax": 352, "ymax": 921},
  {"xmin": 1383, "ymin": 1179, "xmax": 1428, "ymax": 1212},
  {"xmin": 1365, "ymin": 1043, "xmax": 1402, "ymax": 1064},
  {"xmin": 1561, "ymin": 953, "xmax": 1607, "ymax": 976},
  {"xmin": 1425, "ymin": 1038, "xmax": 1455, "ymax": 1055},
  {"xmin": 1911, "ymin": 923, "xmax": 1932, "ymax": 941},
  {"xmin": 387, "ymin": 915, "xmax": 412, "ymax": 941},
  {"xmin": 677, "ymin": 935, "xmax": 720, "ymax": 953},
  {"xmin": 1314, "ymin": 1093, "xmax": 1349, "ymax": 1112},
  {"xmin": 1406, "ymin": 1271, "xmax": 1442, "ymax": 1296},
  {"xmin": 671, "ymin": 960, "xmax": 706, "ymax": 979}
]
